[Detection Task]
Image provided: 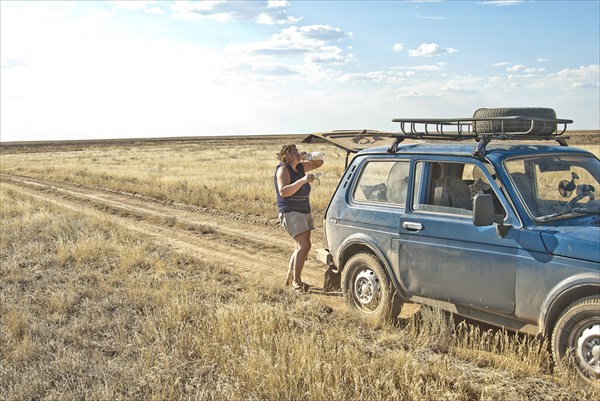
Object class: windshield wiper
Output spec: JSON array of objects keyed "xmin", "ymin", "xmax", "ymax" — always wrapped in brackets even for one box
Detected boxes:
[
  {"xmin": 539, "ymin": 211, "xmax": 579, "ymax": 221},
  {"xmin": 570, "ymin": 207, "xmax": 600, "ymax": 215},
  {"xmin": 540, "ymin": 207, "xmax": 600, "ymax": 221}
]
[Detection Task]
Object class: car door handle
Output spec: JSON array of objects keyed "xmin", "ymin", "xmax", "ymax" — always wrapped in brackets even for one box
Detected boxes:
[{"xmin": 402, "ymin": 221, "xmax": 423, "ymax": 231}]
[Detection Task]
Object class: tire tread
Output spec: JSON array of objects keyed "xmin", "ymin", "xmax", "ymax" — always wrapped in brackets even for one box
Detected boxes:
[
  {"xmin": 473, "ymin": 107, "xmax": 557, "ymax": 135},
  {"xmin": 551, "ymin": 295, "xmax": 600, "ymax": 383},
  {"xmin": 341, "ymin": 252, "xmax": 403, "ymax": 325}
]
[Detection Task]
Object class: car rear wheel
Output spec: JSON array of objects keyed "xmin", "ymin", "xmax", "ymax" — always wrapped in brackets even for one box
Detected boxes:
[
  {"xmin": 341, "ymin": 253, "xmax": 403, "ymax": 325},
  {"xmin": 551, "ymin": 296, "xmax": 600, "ymax": 385},
  {"xmin": 472, "ymin": 107, "xmax": 557, "ymax": 135}
]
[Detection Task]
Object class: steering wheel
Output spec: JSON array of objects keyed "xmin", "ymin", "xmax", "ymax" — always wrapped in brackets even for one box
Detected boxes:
[
  {"xmin": 563, "ymin": 184, "xmax": 595, "ymax": 211},
  {"xmin": 558, "ymin": 172, "xmax": 578, "ymax": 198}
]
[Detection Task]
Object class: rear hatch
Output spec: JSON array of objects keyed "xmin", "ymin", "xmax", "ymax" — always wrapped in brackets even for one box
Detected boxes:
[{"xmin": 301, "ymin": 130, "xmax": 400, "ymax": 154}]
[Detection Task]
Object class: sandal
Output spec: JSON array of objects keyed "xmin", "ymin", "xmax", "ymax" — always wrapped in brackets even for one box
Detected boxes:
[{"xmin": 292, "ymin": 281, "xmax": 310, "ymax": 292}]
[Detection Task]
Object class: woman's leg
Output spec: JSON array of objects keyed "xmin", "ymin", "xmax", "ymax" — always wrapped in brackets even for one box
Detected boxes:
[
  {"xmin": 292, "ymin": 230, "xmax": 311, "ymax": 285},
  {"xmin": 284, "ymin": 242, "xmax": 298, "ymax": 286}
]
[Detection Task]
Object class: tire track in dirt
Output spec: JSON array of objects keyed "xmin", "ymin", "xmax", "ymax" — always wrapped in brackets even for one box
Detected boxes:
[
  {"xmin": 1, "ymin": 173, "xmax": 294, "ymax": 249},
  {"xmin": 1, "ymin": 173, "xmax": 339, "ymax": 300}
]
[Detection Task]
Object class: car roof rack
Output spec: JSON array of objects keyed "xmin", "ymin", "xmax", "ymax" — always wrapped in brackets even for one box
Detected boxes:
[{"xmin": 388, "ymin": 116, "xmax": 573, "ymax": 157}]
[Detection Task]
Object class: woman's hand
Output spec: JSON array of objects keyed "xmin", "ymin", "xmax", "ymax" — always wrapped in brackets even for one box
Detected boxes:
[{"xmin": 303, "ymin": 173, "xmax": 315, "ymax": 184}]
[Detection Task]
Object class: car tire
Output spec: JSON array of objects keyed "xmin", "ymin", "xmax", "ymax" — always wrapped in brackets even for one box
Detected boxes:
[
  {"xmin": 341, "ymin": 252, "xmax": 403, "ymax": 325},
  {"xmin": 472, "ymin": 107, "xmax": 557, "ymax": 135},
  {"xmin": 551, "ymin": 296, "xmax": 600, "ymax": 384}
]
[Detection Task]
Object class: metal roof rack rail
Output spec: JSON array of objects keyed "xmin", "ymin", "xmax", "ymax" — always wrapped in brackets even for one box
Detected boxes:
[{"xmin": 387, "ymin": 116, "xmax": 573, "ymax": 157}]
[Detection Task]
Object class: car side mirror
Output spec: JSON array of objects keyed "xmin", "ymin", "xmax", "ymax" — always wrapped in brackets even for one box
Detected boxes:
[{"xmin": 473, "ymin": 194, "xmax": 494, "ymax": 227}]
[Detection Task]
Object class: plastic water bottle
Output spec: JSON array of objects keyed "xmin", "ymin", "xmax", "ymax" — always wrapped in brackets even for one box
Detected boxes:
[
  {"xmin": 306, "ymin": 151, "xmax": 325, "ymax": 161},
  {"xmin": 314, "ymin": 172, "xmax": 323, "ymax": 185}
]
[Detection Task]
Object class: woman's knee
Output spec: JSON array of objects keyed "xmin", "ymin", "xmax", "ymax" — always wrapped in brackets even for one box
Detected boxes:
[
  {"xmin": 295, "ymin": 232, "xmax": 311, "ymax": 251},
  {"xmin": 299, "ymin": 241, "xmax": 311, "ymax": 254}
]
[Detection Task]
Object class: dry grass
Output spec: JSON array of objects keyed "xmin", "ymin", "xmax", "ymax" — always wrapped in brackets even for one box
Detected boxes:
[
  {"xmin": 1, "ymin": 136, "xmax": 599, "ymax": 399},
  {"xmin": 1, "ymin": 182, "xmax": 599, "ymax": 400},
  {"xmin": 0, "ymin": 136, "xmax": 597, "ymax": 224},
  {"xmin": 0, "ymin": 137, "xmax": 343, "ymax": 222}
]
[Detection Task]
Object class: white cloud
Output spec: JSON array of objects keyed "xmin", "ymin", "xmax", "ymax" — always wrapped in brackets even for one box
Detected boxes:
[
  {"xmin": 226, "ymin": 25, "xmax": 352, "ymax": 66},
  {"xmin": 440, "ymin": 75, "xmax": 488, "ymax": 93},
  {"xmin": 525, "ymin": 67, "xmax": 546, "ymax": 73},
  {"xmin": 488, "ymin": 64, "xmax": 600, "ymax": 101},
  {"xmin": 554, "ymin": 65, "xmax": 600, "ymax": 89},
  {"xmin": 537, "ymin": 58, "xmax": 550, "ymax": 62},
  {"xmin": 256, "ymin": 13, "xmax": 276, "ymax": 25},
  {"xmin": 394, "ymin": 90, "xmax": 443, "ymax": 99},
  {"xmin": 338, "ymin": 70, "xmax": 408, "ymax": 83},
  {"xmin": 507, "ymin": 73, "xmax": 540, "ymax": 79},
  {"xmin": 1, "ymin": 1, "xmax": 597, "ymax": 140},
  {"xmin": 571, "ymin": 82, "xmax": 599, "ymax": 89},
  {"xmin": 442, "ymin": 85, "xmax": 477, "ymax": 92},
  {"xmin": 0, "ymin": 2, "xmax": 256, "ymax": 141},
  {"xmin": 171, "ymin": 0, "xmax": 301, "ymax": 25},
  {"xmin": 409, "ymin": 43, "xmax": 458, "ymax": 57},
  {"xmin": 267, "ymin": 0, "xmax": 290, "ymax": 7},
  {"xmin": 305, "ymin": 45, "xmax": 348, "ymax": 64},
  {"xmin": 108, "ymin": 1, "xmax": 162, "ymax": 13},
  {"xmin": 507, "ymin": 64, "xmax": 526, "ymax": 72},
  {"xmin": 507, "ymin": 64, "xmax": 546, "ymax": 73},
  {"xmin": 478, "ymin": 1, "xmax": 524, "ymax": 6},
  {"xmin": 391, "ymin": 64, "xmax": 443, "ymax": 72},
  {"xmin": 1, "ymin": 56, "xmax": 32, "ymax": 69},
  {"xmin": 338, "ymin": 62, "xmax": 450, "ymax": 84}
]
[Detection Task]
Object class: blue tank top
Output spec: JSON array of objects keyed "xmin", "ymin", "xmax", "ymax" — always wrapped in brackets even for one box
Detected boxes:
[{"xmin": 274, "ymin": 163, "xmax": 311, "ymax": 214}]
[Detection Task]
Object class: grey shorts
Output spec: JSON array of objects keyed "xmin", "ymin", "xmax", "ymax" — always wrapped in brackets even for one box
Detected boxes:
[{"xmin": 279, "ymin": 212, "xmax": 314, "ymax": 239}]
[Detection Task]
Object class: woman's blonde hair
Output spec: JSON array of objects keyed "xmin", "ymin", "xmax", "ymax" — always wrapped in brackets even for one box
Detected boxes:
[{"xmin": 277, "ymin": 144, "xmax": 296, "ymax": 163}]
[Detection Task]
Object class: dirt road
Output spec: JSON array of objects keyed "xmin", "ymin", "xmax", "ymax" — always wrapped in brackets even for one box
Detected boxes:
[{"xmin": 1, "ymin": 173, "xmax": 343, "ymax": 304}]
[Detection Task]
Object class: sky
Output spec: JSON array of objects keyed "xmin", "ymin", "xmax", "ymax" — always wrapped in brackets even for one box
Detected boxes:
[{"xmin": 1, "ymin": 0, "xmax": 599, "ymax": 142}]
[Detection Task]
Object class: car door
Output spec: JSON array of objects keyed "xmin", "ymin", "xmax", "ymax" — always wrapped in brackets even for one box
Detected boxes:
[{"xmin": 397, "ymin": 157, "xmax": 520, "ymax": 314}]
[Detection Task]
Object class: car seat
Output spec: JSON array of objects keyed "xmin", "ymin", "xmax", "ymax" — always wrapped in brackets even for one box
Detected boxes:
[
  {"xmin": 433, "ymin": 174, "xmax": 472, "ymax": 210},
  {"xmin": 386, "ymin": 162, "xmax": 409, "ymax": 204},
  {"xmin": 511, "ymin": 172, "xmax": 534, "ymax": 207},
  {"xmin": 442, "ymin": 176, "xmax": 473, "ymax": 210}
]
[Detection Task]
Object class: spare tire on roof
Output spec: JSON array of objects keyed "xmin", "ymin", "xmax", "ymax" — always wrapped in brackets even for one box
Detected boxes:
[{"xmin": 473, "ymin": 107, "xmax": 557, "ymax": 135}]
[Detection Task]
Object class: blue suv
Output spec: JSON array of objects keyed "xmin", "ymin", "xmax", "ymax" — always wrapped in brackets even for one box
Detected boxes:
[{"xmin": 304, "ymin": 108, "xmax": 599, "ymax": 384}]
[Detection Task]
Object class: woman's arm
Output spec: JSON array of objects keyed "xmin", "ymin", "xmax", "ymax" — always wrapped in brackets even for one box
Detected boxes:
[
  {"xmin": 299, "ymin": 151, "xmax": 324, "ymax": 172},
  {"xmin": 301, "ymin": 159, "xmax": 324, "ymax": 172}
]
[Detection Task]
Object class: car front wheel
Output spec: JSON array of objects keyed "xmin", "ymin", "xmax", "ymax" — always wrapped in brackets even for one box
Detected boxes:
[
  {"xmin": 551, "ymin": 296, "xmax": 600, "ymax": 385},
  {"xmin": 341, "ymin": 253, "xmax": 403, "ymax": 325}
]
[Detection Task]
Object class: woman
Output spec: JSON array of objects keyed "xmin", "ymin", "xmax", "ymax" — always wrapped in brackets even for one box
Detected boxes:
[{"xmin": 274, "ymin": 144, "xmax": 324, "ymax": 291}]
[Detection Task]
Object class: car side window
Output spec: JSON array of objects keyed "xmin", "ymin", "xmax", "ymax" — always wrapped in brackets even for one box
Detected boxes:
[
  {"xmin": 353, "ymin": 161, "xmax": 410, "ymax": 205},
  {"xmin": 412, "ymin": 161, "xmax": 500, "ymax": 217}
]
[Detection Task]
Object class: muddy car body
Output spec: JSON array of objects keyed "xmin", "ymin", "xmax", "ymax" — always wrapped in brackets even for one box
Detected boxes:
[{"xmin": 305, "ymin": 108, "xmax": 600, "ymax": 383}]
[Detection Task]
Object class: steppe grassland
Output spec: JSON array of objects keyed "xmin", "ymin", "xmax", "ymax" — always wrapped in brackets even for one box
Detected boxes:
[
  {"xmin": 0, "ymin": 139, "xmax": 597, "ymax": 223},
  {"xmin": 0, "ymin": 138, "xmax": 344, "ymax": 221},
  {"xmin": 2, "ymin": 183, "xmax": 598, "ymax": 400}
]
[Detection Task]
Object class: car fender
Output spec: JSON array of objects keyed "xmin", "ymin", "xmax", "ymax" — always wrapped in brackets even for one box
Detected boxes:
[
  {"xmin": 337, "ymin": 233, "xmax": 391, "ymax": 272},
  {"xmin": 539, "ymin": 272, "xmax": 600, "ymax": 335},
  {"xmin": 335, "ymin": 233, "xmax": 408, "ymax": 298}
]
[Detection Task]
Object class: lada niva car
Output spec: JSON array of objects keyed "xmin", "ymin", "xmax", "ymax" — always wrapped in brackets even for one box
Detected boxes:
[{"xmin": 303, "ymin": 108, "xmax": 599, "ymax": 383}]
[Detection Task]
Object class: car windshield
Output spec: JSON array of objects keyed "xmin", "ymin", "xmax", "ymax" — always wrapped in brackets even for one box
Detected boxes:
[{"xmin": 505, "ymin": 154, "xmax": 600, "ymax": 221}]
